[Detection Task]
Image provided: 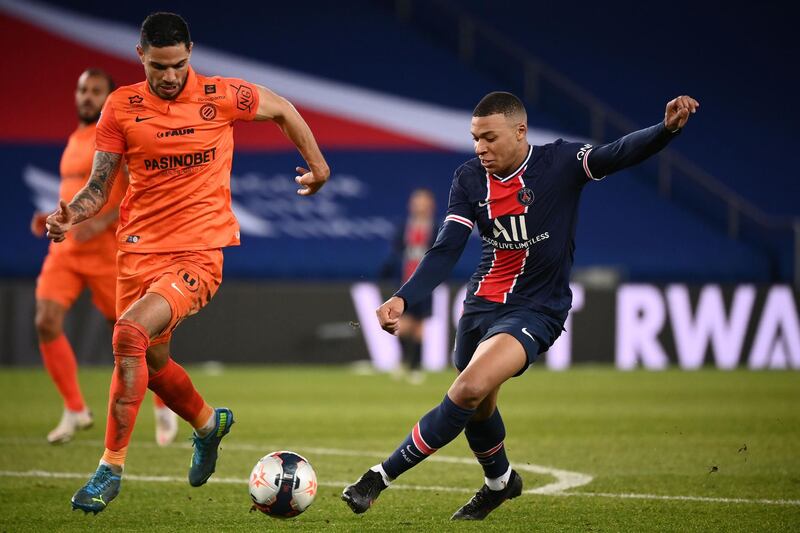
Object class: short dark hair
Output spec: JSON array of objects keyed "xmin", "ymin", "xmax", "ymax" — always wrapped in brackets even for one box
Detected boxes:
[
  {"xmin": 82, "ymin": 68, "xmax": 115, "ymax": 92},
  {"xmin": 473, "ymin": 91, "xmax": 526, "ymax": 119},
  {"xmin": 140, "ymin": 12, "xmax": 191, "ymax": 49}
]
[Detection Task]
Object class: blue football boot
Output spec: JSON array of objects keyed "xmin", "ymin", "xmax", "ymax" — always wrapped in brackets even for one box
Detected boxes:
[
  {"xmin": 188, "ymin": 407, "xmax": 234, "ymax": 487},
  {"xmin": 71, "ymin": 464, "xmax": 122, "ymax": 514}
]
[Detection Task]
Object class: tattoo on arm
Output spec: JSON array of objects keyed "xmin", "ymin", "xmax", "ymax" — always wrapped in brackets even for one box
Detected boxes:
[{"xmin": 69, "ymin": 151, "xmax": 122, "ymax": 224}]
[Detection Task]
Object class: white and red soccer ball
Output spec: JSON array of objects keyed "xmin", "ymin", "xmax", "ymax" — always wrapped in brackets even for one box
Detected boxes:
[{"xmin": 249, "ymin": 451, "xmax": 318, "ymax": 518}]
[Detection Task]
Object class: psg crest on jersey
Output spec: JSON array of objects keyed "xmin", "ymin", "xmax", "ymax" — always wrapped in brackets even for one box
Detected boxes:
[{"xmin": 517, "ymin": 187, "xmax": 534, "ymax": 206}]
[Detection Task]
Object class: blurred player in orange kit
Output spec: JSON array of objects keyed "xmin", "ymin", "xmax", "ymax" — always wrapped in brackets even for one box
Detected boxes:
[
  {"xmin": 32, "ymin": 68, "xmax": 177, "ymax": 447},
  {"xmin": 46, "ymin": 12, "xmax": 330, "ymax": 513}
]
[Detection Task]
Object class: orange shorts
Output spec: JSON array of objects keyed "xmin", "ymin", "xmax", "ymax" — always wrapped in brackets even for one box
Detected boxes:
[
  {"xmin": 36, "ymin": 249, "xmax": 117, "ymax": 320},
  {"xmin": 116, "ymin": 249, "xmax": 223, "ymax": 345}
]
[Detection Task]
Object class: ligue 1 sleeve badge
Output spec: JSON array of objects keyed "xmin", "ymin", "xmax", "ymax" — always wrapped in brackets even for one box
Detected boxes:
[{"xmin": 517, "ymin": 187, "xmax": 534, "ymax": 206}]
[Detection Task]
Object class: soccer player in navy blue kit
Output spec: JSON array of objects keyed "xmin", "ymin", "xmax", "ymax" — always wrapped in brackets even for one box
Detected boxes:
[{"xmin": 342, "ymin": 92, "xmax": 699, "ymax": 520}]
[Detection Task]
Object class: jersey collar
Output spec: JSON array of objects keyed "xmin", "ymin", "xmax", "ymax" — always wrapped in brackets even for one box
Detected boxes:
[
  {"xmin": 491, "ymin": 145, "xmax": 533, "ymax": 182},
  {"xmin": 145, "ymin": 66, "xmax": 198, "ymax": 113}
]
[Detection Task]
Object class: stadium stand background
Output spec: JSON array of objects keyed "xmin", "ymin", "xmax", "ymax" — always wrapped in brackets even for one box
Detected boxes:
[{"xmin": 0, "ymin": 1, "xmax": 797, "ymax": 368}]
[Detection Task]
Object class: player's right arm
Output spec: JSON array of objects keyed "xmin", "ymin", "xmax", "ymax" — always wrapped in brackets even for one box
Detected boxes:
[
  {"xmin": 377, "ymin": 173, "xmax": 474, "ymax": 335},
  {"xmin": 45, "ymin": 151, "xmax": 123, "ymax": 242},
  {"xmin": 47, "ymin": 95, "xmax": 127, "ymax": 242}
]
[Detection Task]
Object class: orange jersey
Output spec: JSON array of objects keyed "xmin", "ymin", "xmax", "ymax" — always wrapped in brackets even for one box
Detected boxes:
[
  {"xmin": 95, "ymin": 67, "xmax": 260, "ymax": 253},
  {"xmin": 55, "ymin": 123, "xmax": 126, "ymax": 255}
]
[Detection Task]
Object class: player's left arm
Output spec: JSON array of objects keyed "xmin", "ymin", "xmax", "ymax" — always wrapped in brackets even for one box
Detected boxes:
[
  {"xmin": 253, "ymin": 85, "xmax": 330, "ymax": 196},
  {"xmin": 585, "ymin": 95, "xmax": 699, "ymax": 180}
]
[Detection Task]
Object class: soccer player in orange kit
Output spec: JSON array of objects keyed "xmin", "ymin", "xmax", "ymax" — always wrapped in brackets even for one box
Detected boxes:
[
  {"xmin": 32, "ymin": 68, "xmax": 177, "ymax": 447},
  {"xmin": 45, "ymin": 13, "xmax": 330, "ymax": 513}
]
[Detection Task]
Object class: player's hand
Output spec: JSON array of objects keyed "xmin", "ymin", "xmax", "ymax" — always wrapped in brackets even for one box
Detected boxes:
[
  {"xmin": 376, "ymin": 296, "xmax": 405, "ymax": 335},
  {"xmin": 45, "ymin": 200, "xmax": 73, "ymax": 243},
  {"xmin": 664, "ymin": 95, "xmax": 699, "ymax": 132},
  {"xmin": 30, "ymin": 212, "xmax": 48, "ymax": 237},
  {"xmin": 295, "ymin": 165, "xmax": 329, "ymax": 196},
  {"xmin": 73, "ymin": 217, "xmax": 105, "ymax": 243}
]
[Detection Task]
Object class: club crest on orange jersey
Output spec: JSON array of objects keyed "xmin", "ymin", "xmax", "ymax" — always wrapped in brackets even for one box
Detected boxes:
[{"xmin": 199, "ymin": 104, "xmax": 217, "ymax": 121}]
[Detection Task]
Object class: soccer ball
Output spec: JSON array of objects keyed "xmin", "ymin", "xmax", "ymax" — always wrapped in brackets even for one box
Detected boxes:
[{"xmin": 248, "ymin": 451, "xmax": 318, "ymax": 518}]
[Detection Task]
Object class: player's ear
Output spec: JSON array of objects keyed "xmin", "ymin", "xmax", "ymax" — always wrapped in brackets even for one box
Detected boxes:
[
  {"xmin": 136, "ymin": 44, "xmax": 145, "ymax": 64},
  {"xmin": 517, "ymin": 122, "xmax": 527, "ymax": 141},
  {"xmin": 187, "ymin": 42, "xmax": 193, "ymax": 57}
]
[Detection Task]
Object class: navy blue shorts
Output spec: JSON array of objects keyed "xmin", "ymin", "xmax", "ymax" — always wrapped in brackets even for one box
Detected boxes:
[{"xmin": 453, "ymin": 298, "xmax": 563, "ymax": 376}]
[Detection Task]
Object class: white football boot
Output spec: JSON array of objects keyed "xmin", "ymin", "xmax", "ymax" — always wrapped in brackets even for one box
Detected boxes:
[
  {"xmin": 47, "ymin": 408, "xmax": 93, "ymax": 444},
  {"xmin": 155, "ymin": 405, "xmax": 179, "ymax": 447}
]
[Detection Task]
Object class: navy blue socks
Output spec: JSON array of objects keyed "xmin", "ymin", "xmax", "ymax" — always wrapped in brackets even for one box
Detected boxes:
[
  {"xmin": 381, "ymin": 394, "xmax": 475, "ymax": 479},
  {"xmin": 465, "ymin": 408, "xmax": 510, "ymax": 481}
]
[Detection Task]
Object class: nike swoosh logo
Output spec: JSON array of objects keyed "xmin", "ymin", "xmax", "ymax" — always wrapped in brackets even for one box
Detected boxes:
[
  {"xmin": 478, "ymin": 200, "xmax": 492, "ymax": 207},
  {"xmin": 170, "ymin": 282, "xmax": 184, "ymax": 296},
  {"xmin": 135, "ymin": 116, "xmax": 155, "ymax": 122},
  {"xmin": 521, "ymin": 328, "xmax": 535, "ymax": 341},
  {"xmin": 405, "ymin": 445, "xmax": 421, "ymax": 459}
]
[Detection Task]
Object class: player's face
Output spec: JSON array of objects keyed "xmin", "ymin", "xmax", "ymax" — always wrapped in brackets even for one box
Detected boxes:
[
  {"xmin": 471, "ymin": 114, "xmax": 527, "ymax": 176},
  {"xmin": 75, "ymin": 72, "xmax": 111, "ymax": 125},
  {"xmin": 137, "ymin": 43, "xmax": 192, "ymax": 100},
  {"xmin": 409, "ymin": 191, "xmax": 435, "ymax": 218}
]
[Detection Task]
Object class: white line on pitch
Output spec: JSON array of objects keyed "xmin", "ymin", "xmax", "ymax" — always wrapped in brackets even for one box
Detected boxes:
[
  {"xmin": 0, "ymin": 470, "xmax": 798, "ymax": 507},
  {"xmin": 0, "ymin": 437, "xmax": 592, "ymax": 494}
]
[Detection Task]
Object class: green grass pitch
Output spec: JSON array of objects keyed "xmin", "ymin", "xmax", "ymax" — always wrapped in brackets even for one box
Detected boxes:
[{"xmin": 0, "ymin": 365, "xmax": 798, "ymax": 531}]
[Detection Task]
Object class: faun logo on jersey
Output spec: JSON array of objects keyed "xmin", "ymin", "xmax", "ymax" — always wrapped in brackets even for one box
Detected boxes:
[
  {"xmin": 517, "ymin": 187, "xmax": 534, "ymax": 206},
  {"xmin": 156, "ymin": 127, "xmax": 195, "ymax": 139},
  {"xmin": 143, "ymin": 147, "xmax": 217, "ymax": 171},
  {"xmin": 576, "ymin": 144, "xmax": 593, "ymax": 161},
  {"xmin": 481, "ymin": 215, "xmax": 550, "ymax": 249},
  {"xmin": 199, "ymin": 104, "xmax": 217, "ymax": 121}
]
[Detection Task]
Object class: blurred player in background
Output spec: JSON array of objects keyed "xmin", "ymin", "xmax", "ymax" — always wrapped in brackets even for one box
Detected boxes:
[
  {"xmin": 381, "ymin": 188, "xmax": 438, "ymax": 384},
  {"xmin": 343, "ymin": 91, "xmax": 699, "ymax": 520},
  {"xmin": 46, "ymin": 13, "xmax": 329, "ymax": 513},
  {"xmin": 31, "ymin": 68, "xmax": 177, "ymax": 446}
]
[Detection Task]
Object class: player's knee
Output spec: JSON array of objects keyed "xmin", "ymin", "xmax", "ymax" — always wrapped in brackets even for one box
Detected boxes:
[
  {"xmin": 145, "ymin": 344, "xmax": 170, "ymax": 374},
  {"xmin": 34, "ymin": 311, "xmax": 61, "ymax": 341},
  {"xmin": 112, "ymin": 319, "xmax": 151, "ymax": 358},
  {"xmin": 448, "ymin": 378, "xmax": 488, "ymax": 410}
]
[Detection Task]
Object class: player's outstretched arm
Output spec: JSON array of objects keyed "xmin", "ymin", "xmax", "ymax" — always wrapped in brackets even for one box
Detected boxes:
[
  {"xmin": 586, "ymin": 95, "xmax": 699, "ymax": 180},
  {"xmin": 45, "ymin": 150, "xmax": 122, "ymax": 242},
  {"xmin": 253, "ymin": 85, "xmax": 330, "ymax": 196}
]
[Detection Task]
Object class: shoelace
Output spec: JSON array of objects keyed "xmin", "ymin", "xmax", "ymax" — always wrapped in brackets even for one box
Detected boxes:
[
  {"xmin": 191, "ymin": 435, "xmax": 207, "ymax": 464},
  {"xmin": 86, "ymin": 468, "xmax": 116, "ymax": 496},
  {"xmin": 463, "ymin": 487, "xmax": 490, "ymax": 511},
  {"xmin": 362, "ymin": 473, "xmax": 384, "ymax": 497}
]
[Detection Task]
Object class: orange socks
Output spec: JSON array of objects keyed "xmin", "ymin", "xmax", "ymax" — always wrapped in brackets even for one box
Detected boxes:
[
  {"xmin": 152, "ymin": 394, "xmax": 166, "ymax": 409},
  {"xmin": 40, "ymin": 334, "xmax": 85, "ymax": 412},
  {"xmin": 148, "ymin": 357, "xmax": 212, "ymax": 430},
  {"xmin": 103, "ymin": 319, "xmax": 149, "ymax": 467}
]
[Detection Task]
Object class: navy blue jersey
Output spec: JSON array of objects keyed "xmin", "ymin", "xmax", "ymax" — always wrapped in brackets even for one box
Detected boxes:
[{"xmin": 396, "ymin": 122, "xmax": 679, "ymax": 322}]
